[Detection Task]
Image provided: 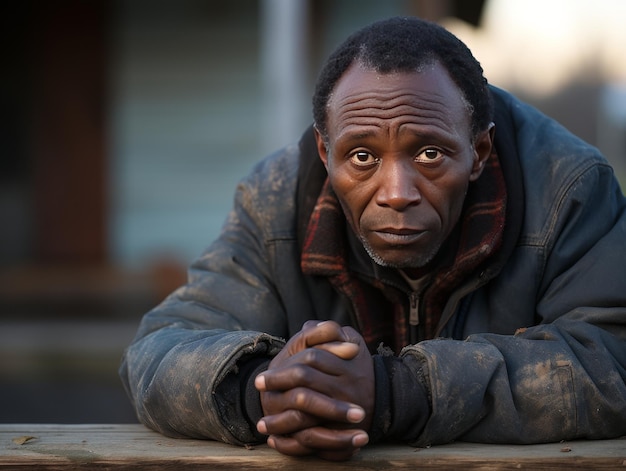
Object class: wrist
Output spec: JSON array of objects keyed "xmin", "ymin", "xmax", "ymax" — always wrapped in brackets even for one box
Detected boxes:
[
  {"xmin": 370, "ymin": 353, "xmax": 431, "ymax": 443},
  {"xmin": 369, "ymin": 355, "xmax": 392, "ymax": 442},
  {"xmin": 240, "ymin": 357, "xmax": 271, "ymax": 426},
  {"xmin": 214, "ymin": 356, "xmax": 270, "ymax": 444}
]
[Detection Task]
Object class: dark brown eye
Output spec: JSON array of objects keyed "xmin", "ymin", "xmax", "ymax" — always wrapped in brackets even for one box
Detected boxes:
[
  {"xmin": 416, "ymin": 148, "xmax": 444, "ymax": 163},
  {"xmin": 350, "ymin": 151, "xmax": 377, "ymax": 167}
]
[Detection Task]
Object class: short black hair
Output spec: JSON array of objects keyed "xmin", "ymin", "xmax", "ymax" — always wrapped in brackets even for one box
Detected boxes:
[{"xmin": 312, "ymin": 16, "xmax": 493, "ymax": 140}]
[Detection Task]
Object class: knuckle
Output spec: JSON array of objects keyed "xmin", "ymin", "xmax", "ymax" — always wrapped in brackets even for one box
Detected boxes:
[
  {"xmin": 291, "ymin": 364, "xmax": 309, "ymax": 383},
  {"xmin": 302, "ymin": 348, "xmax": 321, "ymax": 365},
  {"xmin": 295, "ymin": 428, "xmax": 316, "ymax": 447},
  {"xmin": 293, "ymin": 388, "xmax": 309, "ymax": 408}
]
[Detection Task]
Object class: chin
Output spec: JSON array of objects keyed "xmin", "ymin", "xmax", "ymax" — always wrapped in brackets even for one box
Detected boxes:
[
  {"xmin": 362, "ymin": 243, "xmax": 437, "ymax": 269},
  {"xmin": 374, "ymin": 256, "xmax": 434, "ymax": 270}
]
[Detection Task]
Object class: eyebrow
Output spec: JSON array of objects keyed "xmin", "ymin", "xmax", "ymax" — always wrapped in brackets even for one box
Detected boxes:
[
  {"xmin": 336, "ymin": 124, "xmax": 455, "ymax": 146},
  {"xmin": 334, "ymin": 126, "xmax": 380, "ymax": 143}
]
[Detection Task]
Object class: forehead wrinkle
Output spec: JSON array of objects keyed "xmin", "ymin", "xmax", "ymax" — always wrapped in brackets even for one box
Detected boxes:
[
  {"xmin": 333, "ymin": 87, "xmax": 449, "ymax": 111},
  {"xmin": 336, "ymin": 105, "xmax": 459, "ymax": 141},
  {"xmin": 332, "ymin": 89, "xmax": 464, "ymax": 136}
]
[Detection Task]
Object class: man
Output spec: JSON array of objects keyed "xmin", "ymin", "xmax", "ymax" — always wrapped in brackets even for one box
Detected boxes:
[{"xmin": 120, "ymin": 17, "xmax": 626, "ymax": 461}]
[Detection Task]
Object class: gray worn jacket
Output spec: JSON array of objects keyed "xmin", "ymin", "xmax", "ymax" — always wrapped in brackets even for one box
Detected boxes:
[{"xmin": 120, "ymin": 87, "xmax": 626, "ymax": 447}]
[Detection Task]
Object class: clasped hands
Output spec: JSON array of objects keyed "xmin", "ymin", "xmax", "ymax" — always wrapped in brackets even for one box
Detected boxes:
[{"xmin": 254, "ymin": 320, "xmax": 375, "ymax": 461}]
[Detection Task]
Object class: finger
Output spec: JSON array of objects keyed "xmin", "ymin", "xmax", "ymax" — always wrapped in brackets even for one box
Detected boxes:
[
  {"xmin": 259, "ymin": 406, "xmax": 365, "ymax": 436},
  {"xmin": 256, "ymin": 362, "xmax": 337, "ymax": 394},
  {"xmin": 293, "ymin": 426, "xmax": 369, "ymax": 449},
  {"xmin": 275, "ymin": 321, "xmax": 346, "ymax": 361},
  {"xmin": 261, "ymin": 388, "xmax": 365, "ymax": 425},
  {"xmin": 301, "ymin": 320, "xmax": 348, "ymax": 348},
  {"xmin": 269, "ymin": 427, "xmax": 368, "ymax": 460},
  {"xmin": 256, "ymin": 408, "xmax": 318, "ymax": 435},
  {"xmin": 301, "ymin": 320, "xmax": 321, "ymax": 331},
  {"xmin": 341, "ymin": 326, "xmax": 368, "ymax": 346},
  {"xmin": 257, "ymin": 349, "xmax": 354, "ymax": 391},
  {"xmin": 269, "ymin": 321, "xmax": 350, "ymax": 370},
  {"xmin": 266, "ymin": 434, "xmax": 314, "ymax": 457},
  {"xmin": 313, "ymin": 341, "xmax": 360, "ymax": 360},
  {"xmin": 269, "ymin": 427, "xmax": 369, "ymax": 460},
  {"xmin": 258, "ymin": 365, "xmax": 367, "ymax": 421}
]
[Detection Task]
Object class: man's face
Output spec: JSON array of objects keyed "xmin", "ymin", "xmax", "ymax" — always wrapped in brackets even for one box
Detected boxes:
[{"xmin": 315, "ymin": 61, "xmax": 493, "ymax": 269}]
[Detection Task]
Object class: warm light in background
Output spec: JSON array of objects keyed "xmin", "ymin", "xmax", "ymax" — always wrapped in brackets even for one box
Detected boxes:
[{"xmin": 446, "ymin": 0, "xmax": 626, "ymax": 96}]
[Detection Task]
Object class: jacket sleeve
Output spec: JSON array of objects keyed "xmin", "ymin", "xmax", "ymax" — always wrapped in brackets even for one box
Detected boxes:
[
  {"xmin": 407, "ymin": 156, "xmax": 626, "ymax": 446},
  {"xmin": 119, "ymin": 153, "xmax": 294, "ymax": 445}
]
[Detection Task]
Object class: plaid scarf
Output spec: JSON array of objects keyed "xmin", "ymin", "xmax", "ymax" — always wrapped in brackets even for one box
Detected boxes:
[{"xmin": 301, "ymin": 148, "xmax": 507, "ymax": 353}]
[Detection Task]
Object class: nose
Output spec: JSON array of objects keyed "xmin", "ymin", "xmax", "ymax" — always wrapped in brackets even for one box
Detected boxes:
[{"xmin": 375, "ymin": 159, "xmax": 422, "ymax": 210}]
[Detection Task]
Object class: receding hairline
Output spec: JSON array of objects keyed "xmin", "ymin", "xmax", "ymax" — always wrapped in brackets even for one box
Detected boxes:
[
  {"xmin": 312, "ymin": 17, "xmax": 494, "ymax": 145},
  {"xmin": 318, "ymin": 57, "xmax": 477, "ymax": 144}
]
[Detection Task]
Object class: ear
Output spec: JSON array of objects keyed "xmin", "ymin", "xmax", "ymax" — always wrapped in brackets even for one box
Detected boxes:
[
  {"xmin": 313, "ymin": 125, "xmax": 330, "ymax": 171},
  {"xmin": 469, "ymin": 122, "xmax": 495, "ymax": 182}
]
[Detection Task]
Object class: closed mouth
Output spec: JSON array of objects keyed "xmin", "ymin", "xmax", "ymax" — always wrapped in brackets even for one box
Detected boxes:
[{"xmin": 373, "ymin": 228, "xmax": 425, "ymax": 244}]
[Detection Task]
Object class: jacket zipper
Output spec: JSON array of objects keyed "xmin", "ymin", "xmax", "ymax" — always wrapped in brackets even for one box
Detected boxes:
[
  {"xmin": 409, "ymin": 291, "xmax": 420, "ymax": 326},
  {"xmin": 409, "ymin": 291, "xmax": 420, "ymax": 344}
]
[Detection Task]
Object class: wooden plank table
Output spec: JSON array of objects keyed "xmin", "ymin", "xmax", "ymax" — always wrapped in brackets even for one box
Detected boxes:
[{"xmin": 1, "ymin": 424, "xmax": 625, "ymax": 470}]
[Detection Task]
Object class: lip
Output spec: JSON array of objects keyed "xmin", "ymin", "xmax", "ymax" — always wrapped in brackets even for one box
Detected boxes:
[{"xmin": 372, "ymin": 228, "xmax": 426, "ymax": 245}]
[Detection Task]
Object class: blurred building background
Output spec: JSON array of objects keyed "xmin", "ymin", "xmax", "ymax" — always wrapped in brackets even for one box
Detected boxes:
[{"xmin": 1, "ymin": 0, "xmax": 624, "ymax": 423}]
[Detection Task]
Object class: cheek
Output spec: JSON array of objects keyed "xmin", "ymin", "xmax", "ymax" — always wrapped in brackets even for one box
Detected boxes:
[
  {"xmin": 329, "ymin": 172, "xmax": 373, "ymax": 230},
  {"xmin": 437, "ymin": 176, "xmax": 470, "ymax": 226},
  {"xmin": 416, "ymin": 164, "xmax": 470, "ymax": 219}
]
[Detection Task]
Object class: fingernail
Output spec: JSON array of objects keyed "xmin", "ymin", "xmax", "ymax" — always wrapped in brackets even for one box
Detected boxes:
[
  {"xmin": 347, "ymin": 407, "xmax": 365, "ymax": 423},
  {"xmin": 352, "ymin": 432, "xmax": 369, "ymax": 448},
  {"xmin": 254, "ymin": 374, "xmax": 266, "ymax": 390},
  {"xmin": 267, "ymin": 436, "xmax": 276, "ymax": 449},
  {"xmin": 256, "ymin": 420, "xmax": 267, "ymax": 434}
]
